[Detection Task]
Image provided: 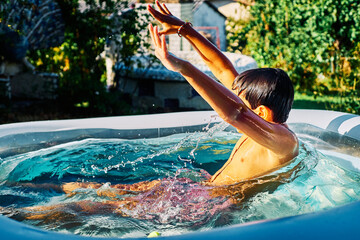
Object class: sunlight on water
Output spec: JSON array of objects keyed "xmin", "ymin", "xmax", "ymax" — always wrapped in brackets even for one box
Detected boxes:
[{"xmin": 0, "ymin": 122, "xmax": 360, "ymax": 238}]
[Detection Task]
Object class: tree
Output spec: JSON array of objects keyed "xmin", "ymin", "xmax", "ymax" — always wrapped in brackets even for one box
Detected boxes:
[
  {"xmin": 227, "ymin": 0, "xmax": 360, "ymax": 113},
  {"xmin": 27, "ymin": 0, "xmax": 151, "ymax": 115}
]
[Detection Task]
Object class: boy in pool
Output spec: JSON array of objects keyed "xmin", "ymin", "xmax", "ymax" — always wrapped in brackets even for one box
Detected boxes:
[
  {"xmin": 25, "ymin": 0, "xmax": 298, "ymax": 191},
  {"xmin": 54, "ymin": 0, "xmax": 298, "ymax": 193},
  {"xmin": 146, "ymin": 1, "xmax": 299, "ymax": 186},
  {"xmin": 32, "ymin": 0, "xmax": 298, "ymax": 194},
  {"xmin": 1, "ymin": 1, "xmax": 299, "ymax": 222}
]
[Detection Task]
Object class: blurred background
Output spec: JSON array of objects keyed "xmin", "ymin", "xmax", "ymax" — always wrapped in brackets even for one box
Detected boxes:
[{"xmin": 0, "ymin": 0, "xmax": 359, "ymax": 124}]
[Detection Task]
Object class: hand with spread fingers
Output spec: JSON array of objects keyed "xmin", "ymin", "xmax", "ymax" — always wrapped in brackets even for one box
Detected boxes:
[
  {"xmin": 148, "ymin": 23, "xmax": 185, "ymax": 73},
  {"xmin": 147, "ymin": 0, "xmax": 184, "ymax": 35}
]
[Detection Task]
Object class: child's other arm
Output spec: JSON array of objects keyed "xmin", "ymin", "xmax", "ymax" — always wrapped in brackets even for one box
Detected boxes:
[
  {"xmin": 148, "ymin": 1, "xmax": 238, "ymax": 91},
  {"xmin": 150, "ymin": 25, "xmax": 298, "ymax": 159},
  {"xmin": 149, "ymin": 24, "xmax": 245, "ymax": 126}
]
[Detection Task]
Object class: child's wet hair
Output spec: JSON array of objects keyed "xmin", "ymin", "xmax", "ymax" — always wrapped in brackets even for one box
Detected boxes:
[{"xmin": 232, "ymin": 68, "xmax": 294, "ymax": 123}]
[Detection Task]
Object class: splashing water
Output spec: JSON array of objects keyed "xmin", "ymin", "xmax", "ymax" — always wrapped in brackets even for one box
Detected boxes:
[
  {"xmin": 0, "ymin": 123, "xmax": 360, "ymax": 238},
  {"xmin": 89, "ymin": 121, "xmax": 230, "ymax": 174}
]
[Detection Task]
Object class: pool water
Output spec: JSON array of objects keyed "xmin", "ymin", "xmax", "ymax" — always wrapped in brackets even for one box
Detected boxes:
[{"xmin": 0, "ymin": 123, "xmax": 360, "ymax": 238}]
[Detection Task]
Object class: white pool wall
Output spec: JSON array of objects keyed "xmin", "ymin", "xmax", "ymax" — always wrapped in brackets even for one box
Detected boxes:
[
  {"xmin": 0, "ymin": 109, "xmax": 360, "ymax": 240},
  {"xmin": 1, "ymin": 109, "xmax": 359, "ymax": 140}
]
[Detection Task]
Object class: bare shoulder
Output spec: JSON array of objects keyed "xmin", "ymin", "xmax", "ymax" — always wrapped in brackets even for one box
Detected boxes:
[{"xmin": 274, "ymin": 123, "xmax": 299, "ymax": 162}]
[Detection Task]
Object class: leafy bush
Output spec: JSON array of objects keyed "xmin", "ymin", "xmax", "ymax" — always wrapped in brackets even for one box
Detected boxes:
[
  {"xmin": 27, "ymin": 0, "xmax": 151, "ymax": 115},
  {"xmin": 227, "ymin": 0, "xmax": 360, "ymax": 113}
]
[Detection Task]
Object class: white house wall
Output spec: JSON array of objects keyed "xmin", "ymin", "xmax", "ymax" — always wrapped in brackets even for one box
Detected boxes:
[
  {"xmin": 122, "ymin": 77, "xmax": 211, "ymax": 110},
  {"xmin": 155, "ymin": 81, "xmax": 211, "ymax": 109},
  {"xmin": 216, "ymin": 2, "xmax": 251, "ymax": 21},
  {"xmin": 193, "ymin": 3, "xmax": 226, "ymax": 51}
]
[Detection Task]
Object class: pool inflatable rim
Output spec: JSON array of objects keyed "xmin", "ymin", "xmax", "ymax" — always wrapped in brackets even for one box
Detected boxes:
[
  {"xmin": 0, "ymin": 109, "xmax": 359, "ymax": 240},
  {"xmin": 1, "ymin": 109, "xmax": 359, "ymax": 140}
]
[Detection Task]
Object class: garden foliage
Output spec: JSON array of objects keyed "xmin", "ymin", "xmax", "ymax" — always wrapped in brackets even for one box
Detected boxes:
[
  {"xmin": 227, "ymin": 0, "xmax": 360, "ymax": 113},
  {"xmin": 26, "ymin": 0, "xmax": 151, "ymax": 115}
]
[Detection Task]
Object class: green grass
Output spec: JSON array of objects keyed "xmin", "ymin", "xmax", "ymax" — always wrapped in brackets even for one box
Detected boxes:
[{"xmin": 293, "ymin": 92, "xmax": 344, "ymax": 111}]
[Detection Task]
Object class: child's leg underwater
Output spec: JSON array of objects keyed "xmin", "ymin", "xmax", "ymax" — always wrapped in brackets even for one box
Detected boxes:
[
  {"xmin": 62, "ymin": 180, "xmax": 161, "ymax": 198},
  {"xmin": 6, "ymin": 180, "xmax": 161, "ymax": 200},
  {"xmin": 0, "ymin": 200, "xmax": 119, "ymax": 222}
]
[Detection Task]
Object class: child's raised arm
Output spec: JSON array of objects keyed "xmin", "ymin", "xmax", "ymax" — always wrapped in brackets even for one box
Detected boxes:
[
  {"xmin": 149, "ymin": 24, "xmax": 298, "ymax": 159},
  {"xmin": 149, "ymin": 24, "xmax": 244, "ymax": 118},
  {"xmin": 148, "ymin": 1, "xmax": 238, "ymax": 91}
]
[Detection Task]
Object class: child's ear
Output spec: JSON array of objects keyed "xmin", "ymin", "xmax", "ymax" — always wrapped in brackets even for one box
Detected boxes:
[{"xmin": 255, "ymin": 105, "xmax": 273, "ymax": 122}]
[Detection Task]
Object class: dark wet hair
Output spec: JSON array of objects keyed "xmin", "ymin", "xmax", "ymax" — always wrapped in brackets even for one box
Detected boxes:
[{"xmin": 232, "ymin": 68, "xmax": 294, "ymax": 123}]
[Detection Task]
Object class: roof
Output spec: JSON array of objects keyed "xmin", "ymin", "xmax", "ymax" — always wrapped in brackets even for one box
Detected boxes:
[
  {"xmin": 193, "ymin": 0, "xmax": 226, "ymax": 19},
  {"xmin": 141, "ymin": 0, "xmax": 226, "ymax": 19}
]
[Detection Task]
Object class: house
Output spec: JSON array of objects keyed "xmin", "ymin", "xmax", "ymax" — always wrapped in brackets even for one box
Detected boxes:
[
  {"xmin": 114, "ymin": 0, "xmax": 257, "ymax": 112},
  {"xmin": 142, "ymin": 0, "xmax": 227, "ymax": 51},
  {"xmin": 210, "ymin": 0, "xmax": 252, "ymax": 21}
]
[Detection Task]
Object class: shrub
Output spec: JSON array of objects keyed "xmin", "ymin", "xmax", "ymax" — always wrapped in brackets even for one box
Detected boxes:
[
  {"xmin": 227, "ymin": 0, "xmax": 360, "ymax": 113},
  {"xmin": 27, "ymin": 0, "xmax": 151, "ymax": 115}
]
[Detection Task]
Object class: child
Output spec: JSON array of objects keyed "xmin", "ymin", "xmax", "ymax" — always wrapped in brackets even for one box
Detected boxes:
[
  {"xmin": 147, "ymin": 1, "xmax": 299, "ymax": 185},
  {"xmin": 1, "ymin": 1, "xmax": 299, "ymax": 223},
  {"xmin": 57, "ymin": 0, "xmax": 299, "ymax": 191}
]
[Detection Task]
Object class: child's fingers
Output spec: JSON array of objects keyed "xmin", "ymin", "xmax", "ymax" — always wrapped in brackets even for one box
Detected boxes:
[
  {"xmin": 149, "ymin": 23, "xmax": 167, "ymax": 60},
  {"xmin": 161, "ymin": 34, "xmax": 167, "ymax": 54},
  {"xmin": 162, "ymin": 3, "xmax": 172, "ymax": 15},
  {"xmin": 147, "ymin": 4, "xmax": 162, "ymax": 20},
  {"xmin": 154, "ymin": 26, "xmax": 161, "ymax": 48},
  {"xmin": 149, "ymin": 24, "xmax": 160, "ymax": 50},
  {"xmin": 156, "ymin": 0, "xmax": 168, "ymax": 15},
  {"xmin": 149, "ymin": 24, "xmax": 158, "ymax": 48},
  {"xmin": 148, "ymin": 24, "xmax": 156, "ymax": 45}
]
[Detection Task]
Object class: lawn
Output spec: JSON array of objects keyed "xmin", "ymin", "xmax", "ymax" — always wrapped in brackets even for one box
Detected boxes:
[{"xmin": 293, "ymin": 92, "xmax": 345, "ymax": 111}]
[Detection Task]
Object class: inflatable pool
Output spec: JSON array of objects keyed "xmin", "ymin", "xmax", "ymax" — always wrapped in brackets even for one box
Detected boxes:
[{"xmin": 0, "ymin": 109, "xmax": 359, "ymax": 240}]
